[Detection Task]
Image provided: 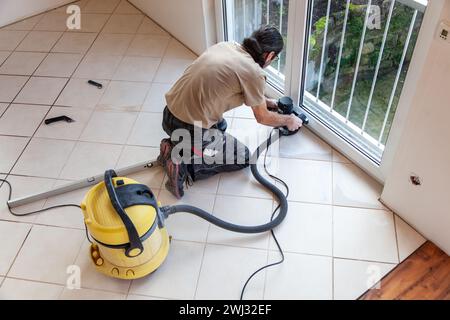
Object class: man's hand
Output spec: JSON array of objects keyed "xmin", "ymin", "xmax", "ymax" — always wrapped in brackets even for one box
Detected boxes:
[{"xmin": 286, "ymin": 114, "xmax": 303, "ymax": 132}]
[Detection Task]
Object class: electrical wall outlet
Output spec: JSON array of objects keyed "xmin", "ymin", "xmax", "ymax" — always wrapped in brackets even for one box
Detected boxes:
[{"xmin": 437, "ymin": 21, "xmax": 450, "ymax": 43}]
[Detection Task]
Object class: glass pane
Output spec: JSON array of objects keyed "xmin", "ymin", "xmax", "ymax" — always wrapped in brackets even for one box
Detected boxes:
[
  {"xmin": 303, "ymin": 0, "xmax": 426, "ymax": 160},
  {"xmin": 230, "ymin": 0, "xmax": 289, "ymax": 78}
]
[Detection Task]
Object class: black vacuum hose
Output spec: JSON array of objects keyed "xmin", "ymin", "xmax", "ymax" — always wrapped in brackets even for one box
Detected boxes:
[{"xmin": 162, "ymin": 131, "xmax": 288, "ymax": 234}]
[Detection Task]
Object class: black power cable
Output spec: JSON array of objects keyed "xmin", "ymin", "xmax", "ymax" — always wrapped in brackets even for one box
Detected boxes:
[
  {"xmin": 0, "ymin": 178, "xmax": 92, "ymax": 243},
  {"xmin": 240, "ymin": 129, "xmax": 289, "ymax": 300}
]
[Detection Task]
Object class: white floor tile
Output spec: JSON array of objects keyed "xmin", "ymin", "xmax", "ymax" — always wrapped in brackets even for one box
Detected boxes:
[
  {"xmin": 0, "ymin": 75, "xmax": 28, "ymax": 103},
  {"xmin": 279, "ymin": 128, "xmax": 332, "ymax": 161},
  {"xmin": 14, "ymin": 77, "xmax": 68, "ymax": 105},
  {"xmin": 332, "ymin": 150, "xmax": 352, "ymax": 164},
  {"xmin": 395, "ymin": 215, "xmax": 427, "ymax": 262},
  {"xmin": 233, "ymin": 105, "xmax": 254, "ymax": 119},
  {"xmin": 3, "ymin": 15, "xmax": 43, "ymax": 31},
  {"xmin": 333, "ymin": 162, "xmax": 385, "ymax": 209},
  {"xmin": 269, "ymin": 202, "xmax": 333, "ymax": 256},
  {"xmin": 264, "ymin": 252, "xmax": 333, "ymax": 300},
  {"xmin": 52, "ymin": 32, "xmax": 97, "ymax": 54},
  {"xmin": 154, "ymin": 59, "xmax": 193, "ymax": 84},
  {"xmin": 84, "ymin": 0, "xmax": 121, "ymax": 13},
  {"xmin": 0, "ymin": 51, "xmax": 11, "ymax": 65},
  {"xmin": 72, "ymin": 240, "xmax": 131, "ymax": 293},
  {"xmin": 230, "ymin": 118, "xmax": 272, "ymax": 153},
  {"xmin": 115, "ymin": 146, "xmax": 165, "ymax": 189},
  {"xmin": 67, "ymin": 13, "xmax": 110, "ymax": 33},
  {"xmin": 116, "ymin": 145, "xmax": 159, "ymax": 168},
  {"xmin": 89, "ymin": 33, "xmax": 133, "ymax": 55},
  {"xmin": 0, "ymin": 52, "xmax": 46, "ymax": 75},
  {"xmin": 113, "ymin": 56, "xmax": 160, "ymax": 82},
  {"xmin": 0, "ymin": 103, "xmax": 7, "ymax": 116},
  {"xmin": 0, "ymin": 175, "xmax": 55, "ymax": 223},
  {"xmin": 127, "ymin": 112, "xmax": 166, "ymax": 147},
  {"xmin": 36, "ymin": 180, "xmax": 87, "ymax": 229},
  {"xmin": 129, "ymin": 240, "xmax": 204, "ymax": 300},
  {"xmin": 137, "ymin": 17, "xmax": 169, "ymax": 36},
  {"xmin": 16, "ymin": 31, "xmax": 63, "ymax": 52},
  {"xmin": 158, "ymin": 190, "xmax": 215, "ymax": 243},
  {"xmin": 0, "ymin": 136, "xmax": 29, "ymax": 173},
  {"xmin": 0, "ymin": 104, "xmax": 49, "ymax": 136},
  {"xmin": 271, "ymin": 157, "xmax": 332, "ymax": 204},
  {"xmin": 334, "ymin": 206, "xmax": 399, "ymax": 264},
  {"xmin": 73, "ymin": 54, "xmax": 122, "ymax": 79},
  {"xmin": 80, "ymin": 110, "xmax": 137, "ymax": 144},
  {"xmin": 164, "ymin": 39, "xmax": 197, "ymax": 60},
  {"xmin": 217, "ymin": 166, "xmax": 273, "ymax": 199},
  {"xmin": 12, "ymin": 138, "xmax": 76, "ymax": 178},
  {"xmin": 333, "ymin": 258, "xmax": 396, "ymax": 300},
  {"xmin": 60, "ymin": 288, "xmax": 126, "ymax": 300},
  {"xmin": 102, "ymin": 14, "xmax": 143, "ymax": 34},
  {"xmin": 97, "ymin": 81, "xmax": 150, "ymax": 111},
  {"xmin": 59, "ymin": 141, "xmax": 123, "ymax": 180},
  {"xmin": 0, "ymin": 30, "xmax": 28, "ymax": 51},
  {"xmin": 0, "ymin": 221, "xmax": 31, "ymax": 275},
  {"xmin": 142, "ymin": 83, "xmax": 171, "ymax": 113},
  {"xmin": 34, "ymin": 53, "xmax": 83, "ymax": 77},
  {"xmin": 33, "ymin": 12, "xmax": 68, "ymax": 31},
  {"xmin": 115, "ymin": 0, "xmax": 141, "ymax": 14},
  {"xmin": 207, "ymin": 195, "xmax": 272, "ymax": 250},
  {"xmin": 127, "ymin": 34, "xmax": 170, "ymax": 58},
  {"xmin": 0, "ymin": 278, "xmax": 63, "ymax": 300},
  {"xmin": 35, "ymin": 106, "xmax": 93, "ymax": 140},
  {"xmin": 56, "ymin": 78, "xmax": 108, "ymax": 108},
  {"xmin": 9, "ymin": 225, "xmax": 85, "ymax": 284},
  {"xmin": 126, "ymin": 171, "xmax": 163, "ymax": 192},
  {"xmin": 196, "ymin": 244, "xmax": 266, "ymax": 300}
]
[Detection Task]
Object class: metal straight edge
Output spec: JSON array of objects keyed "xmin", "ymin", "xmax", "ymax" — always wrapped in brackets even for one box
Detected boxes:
[
  {"xmin": 346, "ymin": 0, "xmax": 373, "ymax": 121},
  {"xmin": 7, "ymin": 159, "xmax": 160, "ymax": 209},
  {"xmin": 361, "ymin": 0, "xmax": 396, "ymax": 132},
  {"xmin": 378, "ymin": 9, "xmax": 418, "ymax": 144}
]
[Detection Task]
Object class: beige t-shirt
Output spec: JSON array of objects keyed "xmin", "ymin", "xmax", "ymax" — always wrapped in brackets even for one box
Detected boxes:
[{"xmin": 165, "ymin": 42, "xmax": 266, "ymax": 128}]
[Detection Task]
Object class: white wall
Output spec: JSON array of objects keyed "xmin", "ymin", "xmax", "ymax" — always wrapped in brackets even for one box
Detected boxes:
[
  {"xmin": 381, "ymin": 1, "xmax": 450, "ymax": 254},
  {"xmin": 129, "ymin": 0, "xmax": 216, "ymax": 55},
  {"xmin": 0, "ymin": 0, "xmax": 73, "ymax": 27}
]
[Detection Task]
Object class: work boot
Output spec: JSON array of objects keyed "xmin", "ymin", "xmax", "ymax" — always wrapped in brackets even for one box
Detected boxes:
[
  {"xmin": 164, "ymin": 159, "xmax": 193, "ymax": 199},
  {"xmin": 157, "ymin": 138, "xmax": 173, "ymax": 167}
]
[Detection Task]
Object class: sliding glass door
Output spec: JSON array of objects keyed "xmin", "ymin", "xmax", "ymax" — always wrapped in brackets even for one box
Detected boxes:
[
  {"xmin": 222, "ymin": 0, "xmax": 290, "ymax": 90},
  {"xmin": 217, "ymin": 0, "xmax": 432, "ymax": 181},
  {"xmin": 303, "ymin": 0, "xmax": 426, "ymax": 162}
]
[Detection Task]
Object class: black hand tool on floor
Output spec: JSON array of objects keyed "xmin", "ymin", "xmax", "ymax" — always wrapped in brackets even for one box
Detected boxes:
[{"xmin": 44, "ymin": 116, "xmax": 75, "ymax": 125}]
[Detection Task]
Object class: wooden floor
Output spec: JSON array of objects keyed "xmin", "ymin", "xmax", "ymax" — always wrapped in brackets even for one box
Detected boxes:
[{"xmin": 360, "ymin": 242, "xmax": 450, "ymax": 300}]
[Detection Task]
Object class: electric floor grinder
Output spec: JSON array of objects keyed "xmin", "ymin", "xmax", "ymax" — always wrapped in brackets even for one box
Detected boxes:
[{"xmin": 81, "ymin": 97, "xmax": 309, "ymax": 280}]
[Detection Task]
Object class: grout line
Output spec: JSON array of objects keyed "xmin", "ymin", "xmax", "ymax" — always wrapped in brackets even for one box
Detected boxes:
[
  {"xmin": 392, "ymin": 213, "xmax": 401, "ymax": 264},
  {"xmin": 192, "ymin": 193, "xmax": 217, "ymax": 299},
  {"xmin": 4, "ymin": 224, "xmax": 34, "ymax": 278}
]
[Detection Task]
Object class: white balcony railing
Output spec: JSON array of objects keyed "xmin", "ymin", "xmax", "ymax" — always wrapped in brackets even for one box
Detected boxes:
[{"xmin": 304, "ymin": 0, "xmax": 425, "ymax": 158}]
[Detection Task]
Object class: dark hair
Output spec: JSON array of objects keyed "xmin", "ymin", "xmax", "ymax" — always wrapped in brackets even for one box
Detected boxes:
[{"xmin": 242, "ymin": 25, "xmax": 284, "ymax": 67}]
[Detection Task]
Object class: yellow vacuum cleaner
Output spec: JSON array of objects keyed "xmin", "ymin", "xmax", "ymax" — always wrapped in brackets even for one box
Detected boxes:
[{"xmin": 81, "ymin": 170, "xmax": 170, "ymax": 280}]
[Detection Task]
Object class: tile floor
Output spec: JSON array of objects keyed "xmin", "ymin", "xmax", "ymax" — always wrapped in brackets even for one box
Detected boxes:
[{"xmin": 0, "ymin": 0, "xmax": 427, "ymax": 300}]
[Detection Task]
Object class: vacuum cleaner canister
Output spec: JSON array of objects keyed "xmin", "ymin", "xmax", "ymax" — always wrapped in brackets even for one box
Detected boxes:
[{"xmin": 81, "ymin": 170, "xmax": 170, "ymax": 280}]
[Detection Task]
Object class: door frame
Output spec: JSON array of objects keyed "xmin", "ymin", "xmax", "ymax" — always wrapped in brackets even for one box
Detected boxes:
[{"xmin": 214, "ymin": 0, "xmax": 443, "ymax": 184}]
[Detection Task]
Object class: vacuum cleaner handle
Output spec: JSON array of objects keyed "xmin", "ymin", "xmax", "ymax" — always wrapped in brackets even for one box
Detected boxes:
[{"xmin": 104, "ymin": 170, "xmax": 144, "ymax": 258}]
